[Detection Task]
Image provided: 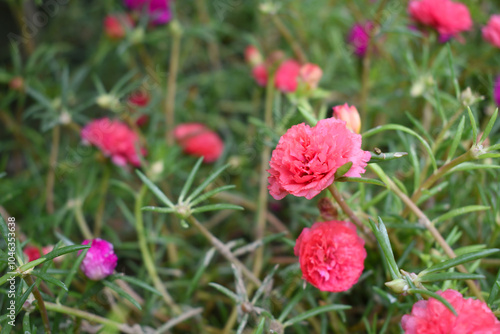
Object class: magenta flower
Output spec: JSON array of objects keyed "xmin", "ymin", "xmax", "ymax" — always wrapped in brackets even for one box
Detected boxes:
[
  {"xmin": 348, "ymin": 22, "xmax": 374, "ymax": 57},
  {"xmin": 124, "ymin": 0, "xmax": 172, "ymax": 25},
  {"xmin": 267, "ymin": 118, "xmax": 371, "ymax": 200},
  {"xmin": 79, "ymin": 239, "xmax": 118, "ymax": 281}
]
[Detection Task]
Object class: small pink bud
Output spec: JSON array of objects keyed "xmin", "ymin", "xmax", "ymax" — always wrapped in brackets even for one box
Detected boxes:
[
  {"xmin": 332, "ymin": 103, "xmax": 361, "ymax": 134},
  {"xmin": 252, "ymin": 64, "xmax": 268, "ymax": 87},
  {"xmin": 245, "ymin": 46, "xmax": 263, "ymax": 67},
  {"xmin": 79, "ymin": 239, "xmax": 118, "ymax": 280},
  {"xmin": 9, "ymin": 76, "xmax": 24, "ymax": 92},
  {"xmin": 299, "ymin": 63, "xmax": 323, "ymax": 90},
  {"xmin": 24, "ymin": 246, "xmax": 41, "ymax": 262},
  {"xmin": 104, "ymin": 14, "xmax": 133, "ymax": 40},
  {"xmin": 128, "ymin": 90, "xmax": 150, "ymax": 107}
]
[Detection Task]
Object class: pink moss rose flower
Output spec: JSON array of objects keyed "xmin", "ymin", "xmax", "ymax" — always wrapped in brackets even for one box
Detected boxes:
[
  {"xmin": 294, "ymin": 221, "xmax": 366, "ymax": 292},
  {"xmin": 104, "ymin": 14, "xmax": 133, "ymax": 39},
  {"xmin": 332, "ymin": 103, "xmax": 361, "ymax": 134},
  {"xmin": 402, "ymin": 289, "xmax": 500, "ymax": 333},
  {"xmin": 348, "ymin": 22, "xmax": 374, "ymax": 57},
  {"xmin": 124, "ymin": 0, "xmax": 171, "ymax": 25},
  {"xmin": 81, "ymin": 118, "xmax": 145, "ymax": 167},
  {"xmin": 79, "ymin": 239, "xmax": 118, "ymax": 281},
  {"xmin": 299, "ymin": 63, "xmax": 323, "ymax": 90},
  {"xmin": 483, "ymin": 15, "xmax": 500, "ymax": 48},
  {"xmin": 275, "ymin": 59, "xmax": 301, "ymax": 93},
  {"xmin": 408, "ymin": 0, "xmax": 472, "ymax": 38},
  {"xmin": 174, "ymin": 123, "xmax": 224, "ymax": 163},
  {"xmin": 252, "ymin": 64, "xmax": 268, "ymax": 87},
  {"xmin": 267, "ymin": 118, "xmax": 371, "ymax": 200}
]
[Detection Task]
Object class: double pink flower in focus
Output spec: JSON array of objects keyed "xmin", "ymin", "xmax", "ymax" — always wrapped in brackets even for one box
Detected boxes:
[
  {"xmin": 267, "ymin": 117, "xmax": 370, "ymax": 200},
  {"xmin": 79, "ymin": 239, "xmax": 118, "ymax": 281}
]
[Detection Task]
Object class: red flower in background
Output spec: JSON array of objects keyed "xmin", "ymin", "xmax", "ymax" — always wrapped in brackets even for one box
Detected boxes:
[
  {"xmin": 298, "ymin": 63, "xmax": 323, "ymax": 90},
  {"xmin": 401, "ymin": 289, "xmax": 500, "ymax": 333},
  {"xmin": 483, "ymin": 15, "xmax": 500, "ymax": 48},
  {"xmin": 81, "ymin": 118, "xmax": 145, "ymax": 167},
  {"xmin": 104, "ymin": 14, "xmax": 133, "ymax": 39},
  {"xmin": 274, "ymin": 60, "xmax": 301, "ymax": 93},
  {"xmin": 174, "ymin": 123, "xmax": 224, "ymax": 163},
  {"xmin": 408, "ymin": 0, "xmax": 472, "ymax": 38},
  {"xmin": 294, "ymin": 221, "xmax": 366, "ymax": 292},
  {"xmin": 252, "ymin": 64, "xmax": 268, "ymax": 87},
  {"xmin": 267, "ymin": 118, "xmax": 371, "ymax": 200},
  {"xmin": 24, "ymin": 246, "xmax": 41, "ymax": 262},
  {"xmin": 124, "ymin": 0, "xmax": 172, "ymax": 25}
]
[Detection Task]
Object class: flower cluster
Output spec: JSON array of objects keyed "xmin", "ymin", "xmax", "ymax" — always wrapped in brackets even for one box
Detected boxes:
[
  {"xmin": 401, "ymin": 289, "xmax": 500, "ymax": 333},
  {"xmin": 267, "ymin": 117, "xmax": 370, "ymax": 200},
  {"xmin": 294, "ymin": 221, "xmax": 366, "ymax": 292},
  {"xmin": 81, "ymin": 118, "xmax": 145, "ymax": 167},
  {"xmin": 245, "ymin": 46, "xmax": 322, "ymax": 94}
]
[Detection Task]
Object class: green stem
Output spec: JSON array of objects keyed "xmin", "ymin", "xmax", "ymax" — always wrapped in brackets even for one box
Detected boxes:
[
  {"xmin": 24, "ymin": 275, "xmax": 51, "ymax": 334},
  {"xmin": 135, "ymin": 185, "xmax": 180, "ymax": 314},
  {"xmin": 186, "ymin": 215, "xmax": 262, "ymax": 287},
  {"xmin": 165, "ymin": 21, "xmax": 182, "ymax": 146},
  {"xmin": 44, "ymin": 301, "xmax": 136, "ymax": 334},
  {"xmin": 380, "ymin": 173, "xmax": 484, "ymax": 301},
  {"xmin": 253, "ymin": 71, "xmax": 275, "ymax": 279},
  {"xmin": 327, "ymin": 184, "xmax": 375, "ymax": 248},
  {"xmin": 405, "ymin": 150, "xmax": 474, "ymax": 216},
  {"xmin": 94, "ymin": 165, "xmax": 111, "ymax": 237},
  {"xmin": 74, "ymin": 200, "xmax": 93, "ymax": 240},
  {"xmin": 45, "ymin": 125, "xmax": 60, "ymax": 214},
  {"xmin": 271, "ymin": 15, "xmax": 307, "ymax": 63}
]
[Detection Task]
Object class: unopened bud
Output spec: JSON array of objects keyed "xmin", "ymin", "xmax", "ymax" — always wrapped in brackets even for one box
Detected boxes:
[{"xmin": 332, "ymin": 103, "xmax": 361, "ymax": 134}]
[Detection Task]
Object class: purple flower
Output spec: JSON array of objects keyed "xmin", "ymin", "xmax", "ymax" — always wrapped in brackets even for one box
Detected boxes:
[
  {"xmin": 124, "ymin": 0, "xmax": 171, "ymax": 25},
  {"xmin": 495, "ymin": 76, "xmax": 500, "ymax": 106},
  {"xmin": 347, "ymin": 22, "xmax": 374, "ymax": 57},
  {"xmin": 79, "ymin": 239, "xmax": 118, "ymax": 280}
]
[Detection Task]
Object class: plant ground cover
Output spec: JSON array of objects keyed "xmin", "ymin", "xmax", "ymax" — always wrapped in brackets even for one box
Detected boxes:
[{"xmin": 1, "ymin": 0, "xmax": 500, "ymax": 333}]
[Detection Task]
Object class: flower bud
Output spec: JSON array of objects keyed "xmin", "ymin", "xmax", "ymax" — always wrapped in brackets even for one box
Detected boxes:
[
  {"xmin": 79, "ymin": 239, "xmax": 118, "ymax": 280},
  {"xmin": 317, "ymin": 197, "xmax": 337, "ymax": 221},
  {"xmin": 9, "ymin": 76, "xmax": 24, "ymax": 92},
  {"xmin": 483, "ymin": 15, "xmax": 500, "ymax": 48},
  {"xmin": 460, "ymin": 87, "xmax": 483, "ymax": 107},
  {"xmin": 332, "ymin": 103, "xmax": 361, "ymax": 134},
  {"xmin": 245, "ymin": 45, "xmax": 263, "ymax": 67},
  {"xmin": 299, "ymin": 63, "xmax": 323, "ymax": 90},
  {"xmin": 96, "ymin": 94, "xmax": 120, "ymax": 111},
  {"xmin": 252, "ymin": 64, "xmax": 268, "ymax": 87},
  {"xmin": 385, "ymin": 278, "xmax": 409, "ymax": 294},
  {"xmin": 104, "ymin": 14, "xmax": 133, "ymax": 40}
]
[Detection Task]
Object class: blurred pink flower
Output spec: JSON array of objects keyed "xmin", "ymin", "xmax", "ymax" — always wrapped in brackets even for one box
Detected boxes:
[
  {"xmin": 348, "ymin": 22, "xmax": 374, "ymax": 57},
  {"xmin": 483, "ymin": 15, "xmax": 500, "ymax": 48},
  {"xmin": 79, "ymin": 239, "xmax": 118, "ymax": 281},
  {"xmin": 24, "ymin": 246, "xmax": 41, "ymax": 262},
  {"xmin": 104, "ymin": 14, "xmax": 133, "ymax": 39},
  {"xmin": 245, "ymin": 45, "xmax": 263, "ymax": 67},
  {"xmin": 81, "ymin": 118, "xmax": 145, "ymax": 167},
  {"xmin": 252, "ymin": 64, "xmax": 268, "ymax": 87},
  {"xmin": 299, "ymin": 63, "xmax": 323, "ymax": 90},
  {"xmin": 408, "ymin": 0, "xmax": 472, "ymax": 38},
  {"xmin": 174, "ymin": 123, "xmax": 224, "ymax": 163},
  {"xmin": 402, "ymin": 289, "xmax": 500, "ymax": 333},
  {"xmin": 124, "ymin": 0, "xmax": 171, "ymax": 25},
  {"xmin": 275, "ymin": 60, "xmax": 301, "ymax": 93},
  {"xmin": 332, "ymin": 103, "xmax": 361, "ymax": 134},
  {"xmin": 267, "ymin": 118, "xmax": 371, "ymax": 200},
  {"xmin": 294, "ymin": 221, "xmax": 366, "ymax": 292}
]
